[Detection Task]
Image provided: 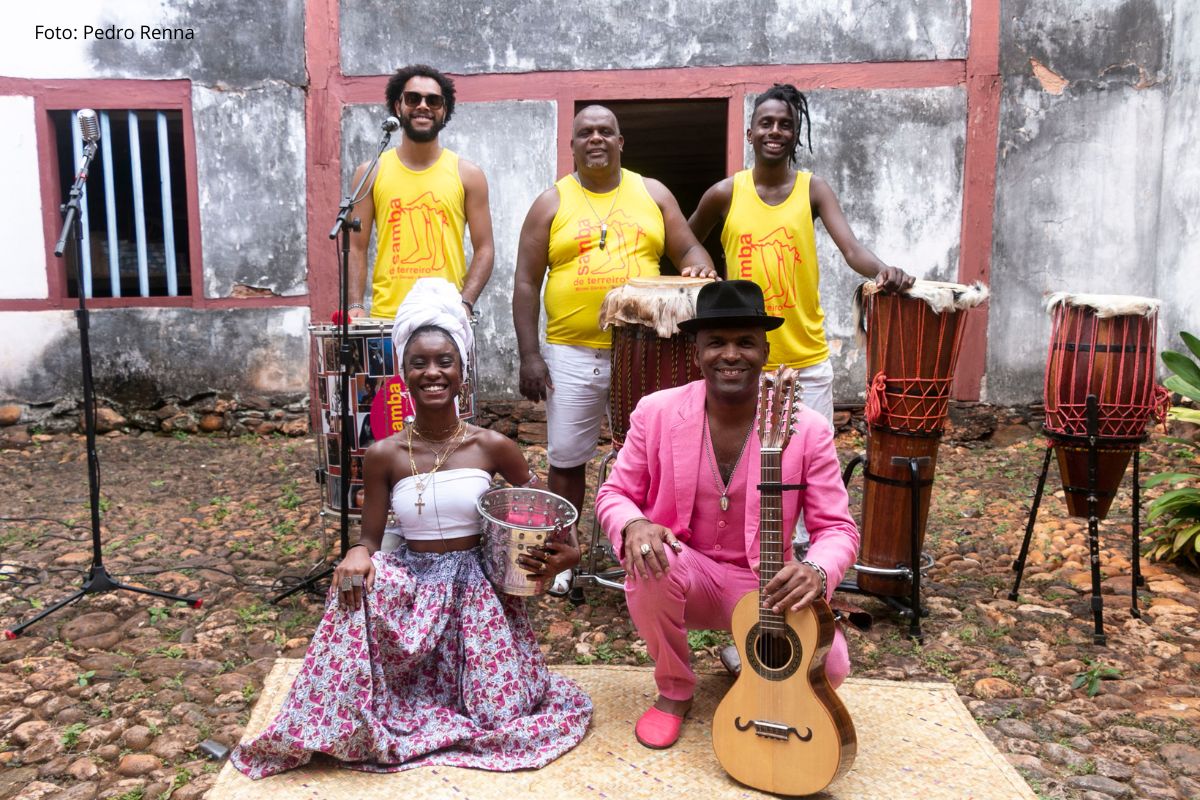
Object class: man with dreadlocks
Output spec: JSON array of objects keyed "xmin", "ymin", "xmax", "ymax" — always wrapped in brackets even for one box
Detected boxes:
[{"xmin": 689, "ymin": 83, "xmax": 913, "ymax": 422}]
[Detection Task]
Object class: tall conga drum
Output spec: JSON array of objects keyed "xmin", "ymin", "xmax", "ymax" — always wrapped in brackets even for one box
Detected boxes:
[
  {"xmin": 1042, "ymin": 293, "xmax": 1169, "ymax": 519},
  {"xmin": 857, "ymin": 280, "xmax": 989, "ymax": 595},
  {"xmin": 599, "ymin": 276, "xmax": 713, "ymax": 447}
]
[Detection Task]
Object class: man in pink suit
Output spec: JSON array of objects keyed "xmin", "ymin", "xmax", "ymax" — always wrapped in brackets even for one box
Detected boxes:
[{"xmin": 594, "ymin": 280, "xmax": 859, "ymax": 749}]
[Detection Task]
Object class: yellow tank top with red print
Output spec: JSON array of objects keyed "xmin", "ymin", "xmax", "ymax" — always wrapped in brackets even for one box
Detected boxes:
[
  {"xmin": 369, "ymin": 148, "xmax": 467, "ymax": 320},
  {"xmin": 721, "ymin": 169, "xmax": 828, "ymax": 369},
  {"xmin": 545, "ymin": 169, "xmax": 664, "ymax": 348}
]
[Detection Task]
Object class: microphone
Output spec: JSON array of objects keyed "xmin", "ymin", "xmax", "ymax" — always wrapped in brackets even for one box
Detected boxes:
[
  {"xmin": 382, "ymin": 116, "xmax": 400, "ymax": 132},
  {"xmin": 78, "ymin": 109, "xmax": 101, "ymax": 143}
]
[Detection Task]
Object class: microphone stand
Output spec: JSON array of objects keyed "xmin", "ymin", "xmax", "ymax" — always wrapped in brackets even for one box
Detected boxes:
[
  {"xmin": 6, "ymin": 134, "xmax": 202, "ymax": 638},
  {"xmin": 272, "ymin": 124, "xmax": 395, "ymax": 603}
]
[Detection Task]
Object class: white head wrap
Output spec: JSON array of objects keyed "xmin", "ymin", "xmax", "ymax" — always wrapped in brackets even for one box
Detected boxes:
[{"xmin": 391, "ymin": 278, "xmax": 473, "ymax": 367}]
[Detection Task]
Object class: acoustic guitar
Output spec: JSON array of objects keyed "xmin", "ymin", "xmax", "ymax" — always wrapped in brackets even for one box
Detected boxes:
[{"xmin": 711, "ymin": 368, "xmax": 857, "ymax": 795}]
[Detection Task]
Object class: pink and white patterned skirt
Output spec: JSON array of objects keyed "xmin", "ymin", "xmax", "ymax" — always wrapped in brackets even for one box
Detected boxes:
[{"xmin": 230, "ymin": 544, "xmax": 593, "ymax": 779}]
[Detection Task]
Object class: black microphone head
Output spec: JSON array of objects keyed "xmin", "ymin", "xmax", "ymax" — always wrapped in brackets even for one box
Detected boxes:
[
  {"xmin": 382, "ymin": 116, "xmax": 400, "ymax": 132},
  {"xmin": 78, "ymin": 109, "xmax": 100, "ymax": 143}
]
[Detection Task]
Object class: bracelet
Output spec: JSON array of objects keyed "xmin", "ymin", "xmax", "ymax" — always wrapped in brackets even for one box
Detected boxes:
[
  {"xmin": 620, "ymin": 516, "xmax": 650, "ymax": 537},
  {"xmin": 800, "ymin": 560, "xmax": 828, "ymax": 598},
  {"xmin": 348, "ymin": 303, "xmax": 365, "ymax": 312},
  {"xmin": 462, "ymin": 299, "xmax": 475, "ymax": 313},
  {"xmin": 348, "ymin": 542, "xmax": 375, "ymax": 555}
]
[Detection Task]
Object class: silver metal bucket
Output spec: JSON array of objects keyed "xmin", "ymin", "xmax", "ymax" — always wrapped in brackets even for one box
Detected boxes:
[{"xmin": 476, "ymin": 488, "xmax": 578, "ymax": 596}]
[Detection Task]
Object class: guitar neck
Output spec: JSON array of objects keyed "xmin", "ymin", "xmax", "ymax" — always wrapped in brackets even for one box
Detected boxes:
[{"xmin": 758, "ymin": 447, "xmax": 785, "ymax": 631}]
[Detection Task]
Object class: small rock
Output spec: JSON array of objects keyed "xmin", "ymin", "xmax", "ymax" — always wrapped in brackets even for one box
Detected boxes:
[
  {"xmin": 149, "ymin": 735, "xmax": 190, "ymax": 761},
  {"xmin": 1044, "ymin": 708, "xmax": 1093, "ymax": 734},
  {"xmin": 1028, "ymin": 674, "xmax": 1072, "ymax": 702},
  {"xmin": 94, "ymin": 407, "xmax": 127, "ymax": 432},
  {"xmin": 1111, "ymin": 725, "xmax": 1159, "ymax": 746},
  {"xmin": 100, "ymin": 779, "xmax": 147, "ymax": 800},
  {"xmin": 54, "ymin": 783, "xmax": 99, "ymax": 800},
  {"xmin": 21, "ymin": 730, "xmax": 64, "ymax": 763},
  {"xmin": 116, "ymin": 753, "xmax": 162, "ymax": 777},
  {"xmin": 993, "ymin": 718, "xmax": 1039, "ymax": 741},
  {"xmin": 547, "ymin": 621, "xmax": 574, "ymax": 640},
  {"xmin": 1016, "ymin": 603, "xmax": 1071, "ymax": 618},
  {"xmin": 1041, "ymin": 742, "xmax": 1091, "ymax": 771},
  {"xmin": 0, "ymin": 404, "xmax": 21, "ymax": 426},
  {"xmin": 0, "ymin": 709, "xmax": 34, "ymax": 737},
  {"xmin": 12, "ymin": 782, "xmax": 59, "ymax": 800},
  {"xmin": 1006, "ymin": 753, "xmax": 1053, "ymax": 779},
  {"xmin": 121, "ymin": 725, "xmax": 154, "ymax": 750},
  {"xmin": 1160, "ymin": 743, "xmax": 1200, "ymax": 777},
  {"xmin": 11, "ymin": 724, "xmax": 48, "ymax": 748},
  {"xmin": 94, "ymin": 743, "xmax": 121, "ymax": 762},
  {"xmin": 1065, "ymin": 775, "xmax": 1132, "ymax": 798},
  {"xmin": 67, "ymin": 756, "xmax": 100, "ymax": 780},
  {"xmin": 198, "ymin": 413, "xmax": 225, "ymax": 432},
  {"xmin": 974, "ymin": 677, "xmax": 1021, "ymax": 699},
  {"xmin": 1094, "ymin": 757, "xmax": 1134, "ymax": 781}
]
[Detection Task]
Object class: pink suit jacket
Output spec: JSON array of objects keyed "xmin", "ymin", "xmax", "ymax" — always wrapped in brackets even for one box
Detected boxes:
[{"xmin": 595, "ymin": 380, "xmax": 859, "ymax": 599}]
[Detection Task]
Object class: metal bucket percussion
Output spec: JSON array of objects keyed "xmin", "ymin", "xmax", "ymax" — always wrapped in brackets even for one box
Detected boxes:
[{"xmin": 477, "ymin": 488, "xmax": 578, "ymax": 596}]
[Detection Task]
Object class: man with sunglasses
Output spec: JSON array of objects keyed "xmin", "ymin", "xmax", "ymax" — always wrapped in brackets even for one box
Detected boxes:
[{"xmin": 348, "ymin": 64, "xmax": 494, "ymax": 322}]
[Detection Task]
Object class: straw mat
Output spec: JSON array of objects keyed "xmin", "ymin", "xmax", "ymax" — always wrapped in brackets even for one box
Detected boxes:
[{"xmin": 211, "ymin": 660, "xmax": 1035, "ymax": 800}]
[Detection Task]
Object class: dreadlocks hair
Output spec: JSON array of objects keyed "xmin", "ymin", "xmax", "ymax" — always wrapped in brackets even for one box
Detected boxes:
[
  {"xmin": 385, "ymin": 64, "xmax": 457, "ymax": 123},
  {"xmin": 752, "ymin": 83, "xmax": 813, "ymax": 164}
]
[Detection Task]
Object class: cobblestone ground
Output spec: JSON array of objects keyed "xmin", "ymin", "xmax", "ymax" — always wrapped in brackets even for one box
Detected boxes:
[{"xmin": 0, "ymin": 424, "xmax": 1198, "ymax": 800}]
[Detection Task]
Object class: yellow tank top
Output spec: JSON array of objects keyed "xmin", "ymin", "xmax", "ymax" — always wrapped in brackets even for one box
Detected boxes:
[
  {"xmin": 544, "ymin": 169, "xmax": 664, "ymax": 348},
  {"xmin": 369, "ymin": 148, "xmax": 467, "ymax": 320},
  {"xmin": 721, "ymin": 169, "xmax": 828, "ymax": 369}
]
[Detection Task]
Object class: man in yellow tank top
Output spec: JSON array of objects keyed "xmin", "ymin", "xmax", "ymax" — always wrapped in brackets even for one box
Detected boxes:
[
  {"xmin": 513, "ymin": 105, "xmax": 717, "ymax": 523},
  {"xmin": 690, "ymin": 84, "xmax": 914, "ymax": 422},
  {"xmin": 348, "ymin": 65, "xmax": 494, "ymax": 321}
]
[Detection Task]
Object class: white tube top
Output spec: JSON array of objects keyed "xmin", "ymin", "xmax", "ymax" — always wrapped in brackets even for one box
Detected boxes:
[{"xmin": 390, "ymin": 467, "xmax": 492, "ymax": 541}]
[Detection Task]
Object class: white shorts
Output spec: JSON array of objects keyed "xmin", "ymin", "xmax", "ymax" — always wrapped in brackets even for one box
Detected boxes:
[
  {"xmin": 790, "ymin": 358, "xmax": 834, "ymax": 427},
  {"xmin": 544, "ymin": 342, "xmax": 611, "ymax": 468}
]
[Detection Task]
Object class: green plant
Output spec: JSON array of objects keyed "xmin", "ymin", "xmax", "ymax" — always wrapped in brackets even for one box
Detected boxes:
[
  {"xmin": 1071, "ymin": 659, "xmax": 1121, "ymax": 697},
  {"xmin": 1145, "ymin": 332, "xmax": 1200, "ymax": 567},
  {"xmin": 687, "ymin": 629, "xmax": 730, "ymax": 650},
  {"xmin": 147, "ymin": 607, "xmax": 170, "ymax": 625},
  {"xmin": 76, "ymin": 670, "xmax": 97, "ymax": 687},
  {"xmin": 61, "ymin": 722, "xmax": 87, "ymax": 748},
  {"xmin": 280, "ymin": 481, "xmax": 302, "ymax": 510}
]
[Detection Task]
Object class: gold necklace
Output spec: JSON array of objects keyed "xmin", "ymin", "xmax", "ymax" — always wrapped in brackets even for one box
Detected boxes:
[
  {"xmin": 411, "ymin": 421, "xmax": 462, "ymax": 443},
  {"xmin": 703, "ymin": 412, "xmax": 755, "ymax": 512},
  {"xmin": 574, "ymin": 172, "xmax": 622, "ymax": 250},
  {"xmin": 406, "ymin": 421, "xmax": 467, "ymax": 515}
]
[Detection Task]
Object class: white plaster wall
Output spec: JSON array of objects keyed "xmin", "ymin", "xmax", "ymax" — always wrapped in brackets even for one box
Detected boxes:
[
  {"xmin": 0, "ymin": 0, "xmax": 168, "ymax": 78},
  {"xmin": 0, "ymin": 96, "xmax": 49, "ymax": 299},
  {"xmin": 1157, "ymin": 2, "xmax": 1200, "ymax": 353}
]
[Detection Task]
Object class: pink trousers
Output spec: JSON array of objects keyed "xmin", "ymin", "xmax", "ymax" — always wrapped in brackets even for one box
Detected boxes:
[{"xmin": 625, "ymin": 545, "xmax": 850, "ymax": 701}]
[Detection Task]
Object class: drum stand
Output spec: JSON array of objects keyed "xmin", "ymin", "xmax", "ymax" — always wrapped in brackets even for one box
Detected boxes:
[
  {"xmin": 571, "ymin": 450, "xmax": 627, "ymax": 596},
  {"xmin": 272, "ymin": 124, "xmax": 394, "ymax": 604},
  {"xmin": 7, "ymin": 131, "xmax": 201, "ymax": 637},
  {"xmin": 838, "ymin": 455, "xmax": 934, "ymax": 642},
  {"xmin": 1008, "ymin": 395, "xmax": 1145, "ymax": 646}
]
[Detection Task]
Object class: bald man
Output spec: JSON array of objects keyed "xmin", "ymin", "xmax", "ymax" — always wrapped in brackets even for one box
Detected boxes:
[{"xmin": 513, "ymin": 105, "xmax": 717, "ymax": 525}]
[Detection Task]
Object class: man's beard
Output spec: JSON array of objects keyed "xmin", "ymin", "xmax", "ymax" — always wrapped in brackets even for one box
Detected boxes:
[{"xmin": 402, "ymin": 115, "xmax": 445, "ymax": 143}]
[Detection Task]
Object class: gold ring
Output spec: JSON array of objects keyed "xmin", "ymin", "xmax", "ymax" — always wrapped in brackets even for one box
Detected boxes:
[
  {"xmin": 639, "ymin": 543, "xmax": 651, "ymax": 556},
  {"xmin": 339, "ymin": 577, "xmax": 352, "ymax": 592}
]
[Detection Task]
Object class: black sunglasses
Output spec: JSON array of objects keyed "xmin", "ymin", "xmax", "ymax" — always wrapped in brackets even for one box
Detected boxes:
[{"xmin": 402, "ymin": 91, "xmax": 445, "ymax": 109}]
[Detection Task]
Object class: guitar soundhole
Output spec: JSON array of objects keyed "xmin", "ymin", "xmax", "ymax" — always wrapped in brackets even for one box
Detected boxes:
[{"xmin": 745, "ymin": 623, "xmax": 802, "ymax": 680}]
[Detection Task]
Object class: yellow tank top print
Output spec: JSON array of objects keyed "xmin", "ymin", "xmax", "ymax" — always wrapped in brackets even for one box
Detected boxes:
[
  {"xmin": 544, "ymin": 169, "xmax": 664, "ymax": 348},
  {"xmin": 369, "ymin": 148, "xmax": 467, "ymax": 320},
  {"xmin": 721, "ymin": 169, "xmax": 828, "ymax": 369}
]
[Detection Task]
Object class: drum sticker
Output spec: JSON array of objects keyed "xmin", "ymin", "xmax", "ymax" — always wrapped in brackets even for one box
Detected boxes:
[{"xmin": 371, "ymin": 376, "xmax": 414, "ymax": 442}]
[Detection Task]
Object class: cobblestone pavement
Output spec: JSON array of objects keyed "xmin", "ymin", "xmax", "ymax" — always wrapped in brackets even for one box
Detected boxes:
[{"xmin": 0, "ymin": 423, "xmax": 1197, "ymax": 800}]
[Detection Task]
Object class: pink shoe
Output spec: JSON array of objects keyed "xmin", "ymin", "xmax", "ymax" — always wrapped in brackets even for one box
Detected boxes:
[{"xmin": 635, "ymin": 706, "xmax": 686, "ymax": 749}]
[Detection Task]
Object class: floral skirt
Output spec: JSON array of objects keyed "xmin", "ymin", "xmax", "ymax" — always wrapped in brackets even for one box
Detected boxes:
[{"xmin": 230, "ymin": 545, "xmax": 593, "ymax": 779}]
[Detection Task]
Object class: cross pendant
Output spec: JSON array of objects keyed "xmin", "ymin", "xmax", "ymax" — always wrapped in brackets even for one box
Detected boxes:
[{"xmin": 415, "ymin": 494, "xmax": 425, "ymax": 515}]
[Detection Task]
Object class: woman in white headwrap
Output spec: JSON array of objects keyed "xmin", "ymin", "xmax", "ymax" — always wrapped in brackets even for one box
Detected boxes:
[{"xmin": 232, "ymin": 279, "xmax": 591, "ymax": 778}]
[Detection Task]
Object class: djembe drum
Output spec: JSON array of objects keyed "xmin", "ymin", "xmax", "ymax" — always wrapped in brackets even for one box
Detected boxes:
[
  {"xmin": 599, "ymin": 276, "xmax": 713, "ymax": 447},
  {"xmin": 1042, "ymin": 293, "xmax": 1169, "ymax": 519},
  {"xmin": 857, "ymin": 280, "xmax": 989, "ymax": 596}
]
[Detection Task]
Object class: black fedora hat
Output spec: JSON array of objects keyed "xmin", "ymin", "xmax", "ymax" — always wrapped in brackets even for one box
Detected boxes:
[{"xmin": 677, "ymin": 280, "xmax": 784, "ymax": 333}]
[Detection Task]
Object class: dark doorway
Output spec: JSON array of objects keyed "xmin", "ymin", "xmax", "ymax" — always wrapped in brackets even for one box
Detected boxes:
[{"xmin": 575, "ymin": 99, "xmax": 727, "ymax": 274}]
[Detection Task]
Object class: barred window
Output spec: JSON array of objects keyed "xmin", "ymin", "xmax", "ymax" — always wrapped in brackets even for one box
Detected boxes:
[{"xmin": 51, "ymin": 109, "xmax": 192, "ymax": 298}]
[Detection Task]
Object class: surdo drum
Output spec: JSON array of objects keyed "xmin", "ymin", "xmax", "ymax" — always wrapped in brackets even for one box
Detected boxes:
[
  {"xmin": 599, "ymin": 276, "xmax": 713, "ymax": 447},
  {"xmin": 310, "ymin": 320, "xmax": 475, "ymax": 516},
  {"xmin": 856, "ymin": 280, "xmax": 989, "ymax": 596},
  {"xmin": 1042, "ymin": 293, "xmax": 1170, "ymax": 519},
  {"xmin": 477, "ymin": 488, "xmax": 578, "ymax": 596}
]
